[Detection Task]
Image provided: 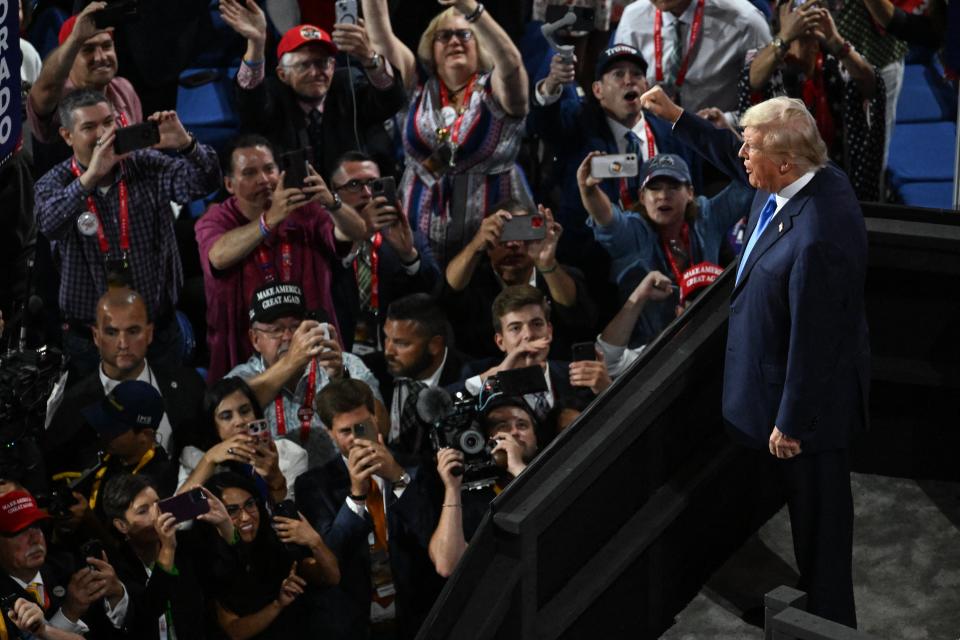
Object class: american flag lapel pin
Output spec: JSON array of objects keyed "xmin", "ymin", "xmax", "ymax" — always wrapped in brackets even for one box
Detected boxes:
[{"xmin": 778, "ymin": 221, "xmax": 783, "ymax": 233}]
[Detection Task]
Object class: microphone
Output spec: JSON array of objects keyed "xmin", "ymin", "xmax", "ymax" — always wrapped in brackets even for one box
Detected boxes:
[
  {"xmin": 540, "ymin": 12, "xmax": 577, "ymax": 63},
  {"xmin": 416, "ymin": 387, "xmax": 453, "ymax": 424}
]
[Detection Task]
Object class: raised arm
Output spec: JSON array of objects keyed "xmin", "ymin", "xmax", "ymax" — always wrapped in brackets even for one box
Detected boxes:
[
  {"xmin": 360, "ymin": 0, "xmax": 417, "ymax": 91},
  {"xmin": 443, "ymin": 0, "xmax": 528, "ymax": 116},
  {"xmin": 445, "ymin": 210, "xmax": 507, "ymax": 291},
  {"xmin": 429, "ymin": 448, "xmax": 467, "ymax": 577},
  {"xmin": 576, "ymin": 152, "xmax": 615, "ymax": 227},
  {"xmin": 749, "ymin": 1, "xmax": 822, "ymax": 90},
  {"xmin": 814, "ymin": 9, "xmax": 876, "ymax": 99}
]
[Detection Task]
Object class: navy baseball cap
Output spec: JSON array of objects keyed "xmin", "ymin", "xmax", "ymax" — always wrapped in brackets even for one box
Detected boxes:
[
  {"xmin": 640, "ymin": 154, "xmax": 692, "ymax": 188},
  {"xmin": 595, "ymin": 44, "xmax": 648, "ymax": 79},
  {"xmin": 82, "ymin": 380, "xmax": 165, "ymax": 442}
]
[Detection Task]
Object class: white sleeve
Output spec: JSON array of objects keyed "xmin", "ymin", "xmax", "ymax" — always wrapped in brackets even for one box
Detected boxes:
[
  {"xmin": 49, "ymin": 608, "xmax": 90, "ymax": 634},
  {"xmin": 102, "ymin": 583, "xmax": 130, "ymax": 629},
  {"xmin": 277, "ymin": 439, "xmax": 309, "ymax": 501}
]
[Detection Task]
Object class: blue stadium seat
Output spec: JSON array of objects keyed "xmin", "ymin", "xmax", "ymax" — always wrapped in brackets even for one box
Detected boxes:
[
  {"xmin": 896, "ymin": 65, "xmax": 951, "ymax": 123},
  {"xmin": 187, "ymin": 189, "xmax": 223, "ymax": 219},
  {"xmin": 887, "ymin": 121, "xmax": 957, "ymax": 188},
  {"xmin": 898, "ymin": 182, "xmax": 956, "ymax": 210},
  {"xmin": 176, "ymin": 310, "xmax": 197, "ymax": 363},
  {"xmin": 177, "ymin": 67, "xmax": 239, "ymax": 129}
]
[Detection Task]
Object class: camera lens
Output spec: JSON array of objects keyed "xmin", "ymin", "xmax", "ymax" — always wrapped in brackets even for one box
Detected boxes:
[{"xmin": 459, "ymin": 429, "xmax": 485, "ymax": 455}]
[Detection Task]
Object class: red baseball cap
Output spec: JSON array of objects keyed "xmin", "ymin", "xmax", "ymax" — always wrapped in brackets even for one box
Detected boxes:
[
  {"xmin": 58, "ymin": 14, "xmax": 114, "ymax": 46},
  {"xmin": 679, "ymin": 262, "xmax": 724, "ymax": 304},
  {"xmin": 0, "ymin": 491, "xmax": 51, "ymax": 535},
  {"xmin": 277, "ymin": 24, "xmax": 337, "ymax": 60}
]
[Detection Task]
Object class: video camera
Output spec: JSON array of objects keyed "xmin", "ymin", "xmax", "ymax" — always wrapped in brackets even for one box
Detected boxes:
[{"xmin": 417, "ymin": 366, "xmax": 547, "ymax": 491}]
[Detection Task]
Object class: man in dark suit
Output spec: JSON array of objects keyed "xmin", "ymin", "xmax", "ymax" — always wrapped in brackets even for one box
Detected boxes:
[
  {"xmin": 641, "ymin": 86, "xmax": 868, "ymax": 627},
  {"xmin": 221, "ymin": 0, "xmax": 407, "ymax": 179},
  {"xmin": 362, "ymin": 294, "xmax": 468, "ymax": 458},
  {"xmin": 43, "ymin": 287, "xmax": 205, "ymax": 479},
  {"xmin": 295, "ymin": 379, "xmax": 441, "ymax": 640},
  {"xmin": 526, "ymin": 44, "xmax": 700, "ymax": 278}
]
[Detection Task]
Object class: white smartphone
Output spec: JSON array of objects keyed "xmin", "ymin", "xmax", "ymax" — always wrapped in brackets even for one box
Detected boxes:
[
  {"xmin": 335, "ymin": 0, "xmax": 358, "ymax": 24},
  {"xmin": 590, "ymin": 154, "xmax": 639, "ymax": 179}
]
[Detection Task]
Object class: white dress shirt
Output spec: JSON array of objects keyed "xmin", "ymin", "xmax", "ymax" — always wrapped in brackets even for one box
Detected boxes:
[{"xmin": 389, "ymin": 348, "xmax": 449, "ymax": 441}]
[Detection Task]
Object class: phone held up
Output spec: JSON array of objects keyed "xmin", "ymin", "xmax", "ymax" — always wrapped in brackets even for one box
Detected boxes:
[
  {"xmin": 590, "ymin": 154, "xmax": 639, "ymax": 179},
  {"xmin": 335, "ymin": 0, "xmax": 358, "ymax": 24},
  {"xmin": 279, "ymin": 148, "xmax": 310, "ymax": 190},
  {"xmin": 157, "ymin": 487, "xmax": 210, "ymax": 523},
  {"xmin": 113, "ymin": 121, "xmax": 160, "ymax": 155},
  {"xmin": 571, "ymin": 342, "xmax": 597, "ymax": 362},
  {"xmin": 500, "ymin": 213, "xmax": 547, "ymax": 243}
]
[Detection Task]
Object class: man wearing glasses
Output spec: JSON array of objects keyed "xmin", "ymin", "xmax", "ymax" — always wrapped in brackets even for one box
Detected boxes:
[
  {"xmin": 196, "ymin": 135, "xmax": 367, "ymax": 383},
  {"xmin": 328, "ymin": 151, "xmax": 442, "ymax": 351},
  {"xmin": 220, "ymin": 0, "xmax": 407, "ymax": 178},
  {"xmin": 228, "ymin": 282, "xmax": 386, "ymax": 469}
]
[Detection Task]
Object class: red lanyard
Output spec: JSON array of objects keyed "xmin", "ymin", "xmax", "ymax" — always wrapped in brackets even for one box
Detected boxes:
[
  {"xmin": 654, "ymin": 0, "xmax": 705, "ymax": 87},
  {"xmin": 354, "ymin": 232, "xmax": 383, "ymax": 310},
  {"xmin": 660, "ymin": 223, "xmax": 691, "ymax": 285},
  {"xmin": 439, "ymin": 74, "xmax": 478, "ymax": 146},
  {"xmin": 274, "ymin": 358, "xmax": 317, "ymax": 444},
  {"xmin": 619, "ymin": 118, "xmax": 657, "ymax": 208},
  {"xmin": 70, "ymin": 156, "xmax": 131, "ymax": 257},
  {"xmin": 254, "ymin": 233, "xmax": 293, "ymax": 284}
]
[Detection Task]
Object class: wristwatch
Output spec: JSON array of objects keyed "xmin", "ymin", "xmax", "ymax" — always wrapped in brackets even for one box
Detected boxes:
[
  {"xmin": 326, "ymin": 192, "xmax": 343, "ymax": 212},
  {"xmin": 364, "ymin": 52, "xmax": 382, "ymax": 70},
  {"xmin": 770, "ymin": 36, "xmax": 789, "ymax": 56},
  {"xmin": 394, "ymin": 472, "xmax": 411, "ymax": 488}
]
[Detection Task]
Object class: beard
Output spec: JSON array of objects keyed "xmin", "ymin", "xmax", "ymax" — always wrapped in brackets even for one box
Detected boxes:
[{"xmin": 387, "ymin": 346, "xmax": 435, "ymax": 380}]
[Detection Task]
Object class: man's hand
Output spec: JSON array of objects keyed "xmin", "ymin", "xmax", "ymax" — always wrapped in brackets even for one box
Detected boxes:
[
  {"xmin": 314, "ymin": 324, "xmax": 344, "ymax": 379},
  {"xmin": 280, "ymin": 319, "xmax": 327, "ymax": 370},
  {"xmin": 640, "ymin": 86, "xmax": 683, "ymax": 124},
  {"xmin": 769, "ymin": 426, "xmax": 802, "ymax": 459},
  {"xmin": 8, "ymin": 597, "xmax": 45, "ymax": 634},
  {"xmin": 346, "ymin": 442, "xmax": 379, "ymax": 496},
  {"xmin": 569, "ymin": 352, "xmax": 612, "ymax": 394},
  {"xmin": 629, "ymin": 270, "xmax": 675, "ymax": 305},
  {"xmin": 273, "ymin": 512, "xmax": 324, "ymax": 549},
  {"xmin": 541, "ymin": 53, "xmax": 576, "ymax": 96},
  {"xmin": 695, "ymin": 107, "xmax": 735, "ymax": 132},
  {"xmin": 275, "ymin": 563, "xmax": 306, "ymax": 608},
  {"xmin": 526, "ymin": 205, "xmax": 563, "ymax": 272},
  {"xmin": 148, "ymin": 111, "xmax": 192, "ymax": 151},
  {"xmin": 219, "ymin": 0, "xmax": 267, "ymax": 43},
  {"xmin": 469, "ymin": 210, "xmax": 510, "ymax": 254},
  {"xmin": 576, "ymin": 151, "xmax": 604, "ymax": 190},
  {"xmin": 63, "ymin": 565, "xmax": 109, "ymax": 621},
  {"xmin": 67, "ymin": 1, "xmax": 108, "ymax": 46},
  {"xmin": 436, "ymin": 447, "xmax": 464, "ymax": 491},
  {"xmin": 332, "ymin": 18, "xmax": 375, "ymax": 62},
  {"xmin": 379, "ymin": 203, "xmax": 418, "ymax": 263},
  {"xmin": 82, "ymin": 129, "xmax": 125, "ymax": 187},
  {"xmin": 264, "ymin": 174, "xmax": 308, "ymax": 228},
  {"xmin": 87, "ymin": 554, "xmax": 124, "ymax": 605},
  {"xmin": 364, "ymin": 434, "xmax": 405, "ymax": 483},
  {"xmin": 491, "ymin": 432, "xmax": 527, "ymax": 477},
  {"xmin": 301, "ymin": 164, "xmax": 337, "ymax": 210}
]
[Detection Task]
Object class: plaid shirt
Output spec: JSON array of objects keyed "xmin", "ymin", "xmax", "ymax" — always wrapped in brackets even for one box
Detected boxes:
[{"xmin": 35, "ymin": 144, "xmax": 221, "ymax": 322}]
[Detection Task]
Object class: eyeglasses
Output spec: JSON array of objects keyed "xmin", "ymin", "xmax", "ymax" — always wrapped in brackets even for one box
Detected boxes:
[
  {"xmin": 434, "ymin": 28, "xmax": 474, "ymax": 44},
  {"xmin": 225, "ymin": 497, "xmax": 259, "ymax": 519},
  {"xmin": 283, "ymin": 57, "xmax": 334, "ymax": 74},
  {"xmin": 252, "ymin": 322, "xmax": 299, "ymax": 340},
  {"xmin": 333, "ymin": 178, "xmax": 377, "ymax": 192}
]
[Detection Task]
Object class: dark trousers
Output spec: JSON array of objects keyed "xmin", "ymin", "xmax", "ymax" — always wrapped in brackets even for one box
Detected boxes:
[{"xmin": 776, "ymin": 448, "xmax": 857, "ymax": 628}]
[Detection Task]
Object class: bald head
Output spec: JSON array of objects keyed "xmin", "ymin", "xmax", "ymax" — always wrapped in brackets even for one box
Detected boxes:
[{"xmin": 93, "ymin": 288, "xmax": 153, "ymax": 381}]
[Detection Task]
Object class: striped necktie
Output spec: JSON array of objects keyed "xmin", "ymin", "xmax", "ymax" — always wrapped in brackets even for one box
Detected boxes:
[{"xmin": 668, "ymin": 18, "xmax": 684, "ymax": 87}]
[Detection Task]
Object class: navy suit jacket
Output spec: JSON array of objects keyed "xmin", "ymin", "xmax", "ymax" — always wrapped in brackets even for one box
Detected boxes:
[
  {"xmin": 673, "ymin": 112, "xmax": 870, "ymax": 452},
  {"xmin": 294, "ymin": 458, "xmax": 442, "ymax": 639},
  {"xmin": 526, "ymin": 93, "xmax": 701, "ymax": 259}
]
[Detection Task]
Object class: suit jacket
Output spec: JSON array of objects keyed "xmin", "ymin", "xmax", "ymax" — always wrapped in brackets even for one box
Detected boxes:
[
  {"xmin": 0, "ymin": 557, "xmax": 72, "ymax": 635},
  {"xmin": 44, "ymin": 365, "xmax": 207, "ymax": 477},
  {"xmin": 673, "ymin": 112, "xmax": 870, "ymax": 451},
  {"xmin": 235, "ymin": 67, "xmax": 406, "ymax": 180},
  {"xmin": 294, "ymin": 459, "xmax": 442, "ymax": 640},
  {"xmin": 526, "ymin": 95, "xmax": 701, "ymax": 261}
]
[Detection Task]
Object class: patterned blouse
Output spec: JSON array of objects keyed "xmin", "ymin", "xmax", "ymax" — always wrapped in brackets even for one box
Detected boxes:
[
  {"xmin": 400, "ymin": 70, "xmax": 534, "ymax": 266},
  {"xmin": 737, "ymin": 48, "xmax": 886, "ymax": 201}
]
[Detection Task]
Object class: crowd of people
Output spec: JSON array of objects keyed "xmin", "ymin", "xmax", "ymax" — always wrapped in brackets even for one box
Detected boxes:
[{"xmin": 0, "ymin": 0, "xmax": 945, "ymax": 637}]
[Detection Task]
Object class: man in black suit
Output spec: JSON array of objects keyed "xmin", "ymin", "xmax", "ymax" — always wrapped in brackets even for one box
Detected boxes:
[
  {"xmin": 0, "ymin": 489, "xmax": 124, "ymax": 637},
  {"xmin": 221, "ymin": 0, "xmax": 406, "ymax": 179},
  {"xmin": 44, "ymin": 287, "xmax": 205, "ymax": 479},
  {"xmin": 363, "ymin": 294, "xmax": 467, "ymax": 458},
  {"xmin": 295, "ymin": 379, "xmax": 441, "ymax": 640},
  {"xmin": 458, "ymin": 285, "xmax": 611, "ymax": 430},
  {"xmin": 642, "ymin": 86, "xmax": 869, "ymax": 626}
]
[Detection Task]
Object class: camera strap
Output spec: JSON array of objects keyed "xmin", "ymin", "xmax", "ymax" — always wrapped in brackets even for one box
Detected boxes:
[
  {"xmin": 653, "ymin": 0, "xmax": 705, "ymax": 90},
  {"xmin": 70, "ymin": 156, "xmax": 131, "ymax": 265}
]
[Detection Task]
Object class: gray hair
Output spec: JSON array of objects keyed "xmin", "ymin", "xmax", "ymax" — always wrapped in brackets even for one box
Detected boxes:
[
  {"xmin": 58, "ymin": 88, "xmax": 109, "ymax": 131},
  {"xmin": 740, "ymin": 97, "xmax": 828, "ymax": 171}
]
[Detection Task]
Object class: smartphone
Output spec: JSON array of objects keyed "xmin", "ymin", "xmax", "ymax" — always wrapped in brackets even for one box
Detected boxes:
[
  {"xmin": 352, "ymin": 420, "xmax": 377, "ymax": 443},
  {"xmin": 80, "ymin": 539, "xmax": 105, "ymax": 568},
  {"xmin": 279, "ymin": 148, "xmax": 309, "ymax": 189},
  {"xmin": 500, "ymin": 214, "xmax": 547, "ymax": 243},
  {"xmin": 93, "ymin": 0, "xmax": 139, "ymax": 29},
  {"xmin": 590, "ymin": 154, "xmax": 639, "ymax": 179},
  {"xmin": 272, "ymin": 499, "xmax": 299, "ymax": 520},
  {"xmin": 371, "ymin": 176, "xmax": 397, "ymax": 206},
  {"xmin": 247, "ymin": 419, "xmax": 271, "ymax": 443},
  {"xmin": 158, "ymin": 488, "xmax": 210, "ymax": 523},
  {"xmin": 335, "ymin": 0, "xmax": 358, "ymax": 25},
  {"xmin": 544, "ymin": 5, "xmax": 596, "ymax": 32},
  {"xmin": 571, "ymin": 342, "xmax": 596, "ymax": 362},
  {"xmin": 113, "ymin": 121, "xmax": 160, "ymax": 155}
]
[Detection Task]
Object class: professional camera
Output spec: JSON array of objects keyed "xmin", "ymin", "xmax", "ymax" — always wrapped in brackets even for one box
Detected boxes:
[{"xmin": 418, "ymin": 366, "xmax": 547, "ymax": 491}]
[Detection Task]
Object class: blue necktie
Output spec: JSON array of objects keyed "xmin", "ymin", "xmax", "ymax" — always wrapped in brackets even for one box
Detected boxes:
[
  {"xmin": 625, "ymin": 131, "xmax": 642, "ymax": 192},
  {"xmin": 736, "ymin": 194, "xmax": 778, "ymax": 284}
]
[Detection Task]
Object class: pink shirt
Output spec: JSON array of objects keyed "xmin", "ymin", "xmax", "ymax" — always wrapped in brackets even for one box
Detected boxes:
[
  {"xmin": 195, "ymin": 197, "xmax": 346, "ymax": 383},
  {"xmin": 28, "ymin": 76, "xmax": 143, "ymax": 143}
]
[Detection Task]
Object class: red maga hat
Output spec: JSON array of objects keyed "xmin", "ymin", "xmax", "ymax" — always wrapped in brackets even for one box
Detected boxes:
[
  {"xmin": 0, "ymin": 491, "xmax": 51, "ymax": 535},
  {"xmin": 277, "ymin": 24, "xmax": 337, "ymax": 60}
]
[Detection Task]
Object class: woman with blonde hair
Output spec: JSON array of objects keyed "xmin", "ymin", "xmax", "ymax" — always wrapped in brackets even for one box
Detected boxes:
[{"xmin": 362, "ymin": 0, "xmax": 534, "ymax": 265}]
